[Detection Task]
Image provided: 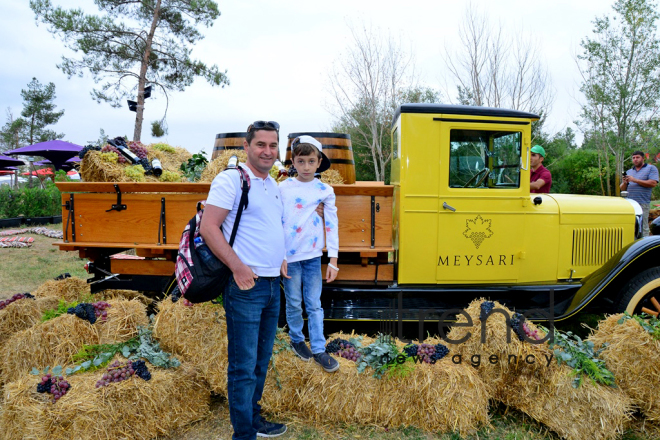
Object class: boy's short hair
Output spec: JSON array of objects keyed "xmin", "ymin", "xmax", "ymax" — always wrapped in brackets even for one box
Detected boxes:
[{"xmin": 292, "ymin": 143, "xmax": 322, "ymax": 160}]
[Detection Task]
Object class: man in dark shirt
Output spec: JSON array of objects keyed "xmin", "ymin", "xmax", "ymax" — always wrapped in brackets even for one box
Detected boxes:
[
  {"xmin": 530, "ymin": 145, "xmax": 552, "ymax": 193},
  {"xmin": 620, "ymin": 150, "xmax": 659, "ymax": 237}
]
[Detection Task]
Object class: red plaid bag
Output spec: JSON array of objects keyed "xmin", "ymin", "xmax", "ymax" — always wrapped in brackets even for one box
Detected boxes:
[{"xmin": 174, "ymin": 167, "xmax": 250, "ymax": 303}]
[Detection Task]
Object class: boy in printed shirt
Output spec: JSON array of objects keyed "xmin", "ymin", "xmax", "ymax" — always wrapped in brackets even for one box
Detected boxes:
[{"xmin": 280, "ymin": 135, "xmax": 340, "ymax": 373}]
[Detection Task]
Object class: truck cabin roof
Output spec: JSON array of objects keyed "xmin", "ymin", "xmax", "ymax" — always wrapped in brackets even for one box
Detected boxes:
[{"xmin": 393, "ymin": 104, "xmax": 541, "ymax": 126}]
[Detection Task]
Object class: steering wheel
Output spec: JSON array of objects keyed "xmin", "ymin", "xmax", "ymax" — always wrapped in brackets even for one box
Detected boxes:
[{"xmin": 463, "ymin": 168, "xmax": 489, "ymax": 188}]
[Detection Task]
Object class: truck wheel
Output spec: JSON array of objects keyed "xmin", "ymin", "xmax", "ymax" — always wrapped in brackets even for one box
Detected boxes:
[{"xmin": 614, "ymin": 267, "xmax": 660, "ymax": 316}]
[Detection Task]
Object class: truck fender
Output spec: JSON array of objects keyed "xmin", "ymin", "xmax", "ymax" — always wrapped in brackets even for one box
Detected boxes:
[{"xmin": 563, "ymin": 236, "xmax": 660, "ymax": 318}]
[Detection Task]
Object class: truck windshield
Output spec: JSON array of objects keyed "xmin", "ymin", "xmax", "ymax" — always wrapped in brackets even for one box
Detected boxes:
[{"xmin": 449, "ymin": 129, "xmax": 522, "ymax": 188}]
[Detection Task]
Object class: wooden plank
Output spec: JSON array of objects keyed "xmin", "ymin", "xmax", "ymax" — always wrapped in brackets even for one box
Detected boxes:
[
  {"xmin": 56, "ymin": 181, "xmax": 393, "ymax": 196},
  {"xmin": 332, "ymin": 184, "xmax": 393, "ymax": 196},
  {"xmin": 110, "ymin": 259, "xmax": 175, "ymax": 276},
  {"xmin": 59, "ymin": 193, "xmax": 200, "ymax": 244},
  {"xmin": 56, "ymin": 182, "xmax": 212, "ymax": 193},
  {"xmin": 335, "ymin": 195, "xmax": 392, "ymax": 248},
  {"xmin": 321, "ymin": 263, "xmax": 394, "ymax": 281},
  {"xmin": 54, "ymin": 242, "xmax": 179, "ymax": 250}
]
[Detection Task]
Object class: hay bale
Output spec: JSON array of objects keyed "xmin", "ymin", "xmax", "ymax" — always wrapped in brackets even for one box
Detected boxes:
[
  {"xmin": 200, "ymin": 150, "xmax": 248, "ymax": 182},
  {"xmin": 152, "ymin": 299, "xmax": 227, "ymax": 394},
  {"xmin": 0, "ymin": 363, "xmax": 209, "ymax": 440},
  {"xmin": 589, "ymin": 314, "xmax": 660, "ymax": 421},
  {"xmin": 0, "ymin": 299, "xmax": 147, "ymax": 385},
  {"xmin": 0, "ymin": 296, "xmax": 59, "ymax": 345},
  {"xmin": 446, "ymin": 299, "xmax": 632, "ymax": 440},
  {"xmin": 79, "ymin": 150, "xmax": 127, "ymax": 182},
  {"xmin": 148, "ymin": 144, "xmax": 191, "ymax": 175},
  {"xmin": 260, "ymin": 332, "xmax": 489, "ymax": 436},
  {"xmin": 319, "ymin": 169, "xmax": 344, "ymax": 185},
  {"xmin": 31, "ymin": 278, "xmax": 150, "ymax": 306},
  {"xmin": 32, "ymin": 277, "xmax": 90, "ymax": 301}
]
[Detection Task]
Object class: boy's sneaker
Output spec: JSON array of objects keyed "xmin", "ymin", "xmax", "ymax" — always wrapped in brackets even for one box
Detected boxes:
[
  {"xmin": 313, "ymin": 351, "xmax": 339, "ymax": 373},
  {"xmin": 290, "ymin": 341, "xmax": 313, "ymax": 361},
  {"xmin": 255, "ymin": 417, "xmax": 287, "ymax": 437}
]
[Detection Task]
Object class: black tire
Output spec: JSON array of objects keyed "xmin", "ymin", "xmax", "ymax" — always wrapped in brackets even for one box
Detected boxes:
[{"xmin": 613, "ymin": 267, "xmax": 660, "ymax": 315}]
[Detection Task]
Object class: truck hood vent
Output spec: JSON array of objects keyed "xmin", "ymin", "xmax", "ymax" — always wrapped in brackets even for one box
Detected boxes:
[{"xmin": 572, "ymin": 227, "xmax": 624, "ymax": 267}]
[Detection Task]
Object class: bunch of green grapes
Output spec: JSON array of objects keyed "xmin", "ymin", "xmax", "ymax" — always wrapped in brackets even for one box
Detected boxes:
[
  {"xmin": 99, "ymin": 152, "xmax": 119, "ymax": 164},
  {"xmin": 159, "ymin": 170, "xmax": 182, "ymax": 182},
  {"xmin": 152, "ymin": 143, "xmax": 176, "ymax": 153},
  {"xmin": 124, "ymin": 165, "xmax": 146, "ymax": 182}
]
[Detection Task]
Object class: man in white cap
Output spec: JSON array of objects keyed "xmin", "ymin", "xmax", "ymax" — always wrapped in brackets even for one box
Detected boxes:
[{"xmin": 279, "ymin": 135, "xmax": 340, "ymax": 373}]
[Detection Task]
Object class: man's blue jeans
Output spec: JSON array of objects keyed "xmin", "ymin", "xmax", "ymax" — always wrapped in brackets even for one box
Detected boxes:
[
  {"xmin": 224, "ymin": 276, "xmax": 280, "ymax": 440},
  {"xmin": 282, "ymin": 257, "xmax": 326, "ymax": 354}
]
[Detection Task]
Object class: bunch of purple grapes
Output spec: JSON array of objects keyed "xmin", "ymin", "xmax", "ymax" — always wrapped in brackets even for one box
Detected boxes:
[
  {"xmin": 95, "ymin": 360, "xmax": 135, "ymax": 388},
  {"xmin": 92, "ymin": 301, "xmax": 111, "ymax": 321},
  {"xmin": 37, "ymin": 373, "xmax": 71, "ymax": 403},
  {"xmin": 101, "ymin": 144, "xmax": 128, "ymax": 163},
  {"xmin": 0, "ymin": 292, "xmax": 34, "ymax": 310},
  {"xmin": 403, "ymin": 344, "xmax": 418, "ymax": 357},
  {"xmin": 326, "ymin": 338, "xmax": 350, "ymax": 354},
  {"xmin": 480, "ymin": 300, "xmax": 495, "ymax": 321},
  {"xmin": 417, "ymin": 343, "xmax": 439, "ymax": 364},
  {"xmin": 510, "ymin": 313, "xmax": 526, "ymax": 341},
  {"xmin": 522, "ymin": 321, "xmax": 542, "ymax": 341},
  {"xmin": 337, "ymin": 342, "xmax": 360, "ymax": 362},
  {"xmin": 127, "ymin": 141, "xmax": 148, "ymax": 159}
]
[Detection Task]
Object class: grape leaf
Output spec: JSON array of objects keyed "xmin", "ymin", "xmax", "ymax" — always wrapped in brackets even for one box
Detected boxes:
[
  {"xmin": 81, "ymin": 361, "xmax": 92, "ymax": 369},
  {"xmin": 31, "ymin": 367, "xmax": 40, "ymax": 375},
  {"xmin": 52, "ymin": 366, "xmax": 62, "ymax": 375}
]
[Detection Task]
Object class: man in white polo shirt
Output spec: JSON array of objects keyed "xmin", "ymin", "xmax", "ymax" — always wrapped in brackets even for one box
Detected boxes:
[{"xmin": 200, "ymin": 120, "xmax": 287, "ymax": 439}]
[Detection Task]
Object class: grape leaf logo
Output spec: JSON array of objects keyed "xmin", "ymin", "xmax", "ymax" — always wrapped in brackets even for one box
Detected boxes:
[{"xmin": 463, "ymin": 215, "xmax": 493, "ymax": 249}]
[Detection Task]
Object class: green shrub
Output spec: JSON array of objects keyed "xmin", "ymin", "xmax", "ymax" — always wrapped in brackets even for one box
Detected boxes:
[{"xmin": 0, "ymin": 181, "xmax": 62, "ymax": 219}]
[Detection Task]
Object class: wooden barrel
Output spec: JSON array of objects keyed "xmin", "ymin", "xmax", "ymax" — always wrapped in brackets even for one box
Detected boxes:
[
  {"xmin": 212, "ymin": 132, "xmax": 247, "ymax": 160},
  {"xmin": 286, "ymin": 132, "xmax": 355, "ymax": 184}
]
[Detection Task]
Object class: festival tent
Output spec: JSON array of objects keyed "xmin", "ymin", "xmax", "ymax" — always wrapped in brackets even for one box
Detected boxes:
[{"xmin": 5, "ymin": 140, "xmax": 82, "ymax": 170}]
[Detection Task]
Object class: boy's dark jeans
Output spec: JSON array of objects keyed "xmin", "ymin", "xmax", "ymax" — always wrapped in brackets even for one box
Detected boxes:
[{"xmin": 224, "ymin": 275, "xmax": 280, "ymax": 440}]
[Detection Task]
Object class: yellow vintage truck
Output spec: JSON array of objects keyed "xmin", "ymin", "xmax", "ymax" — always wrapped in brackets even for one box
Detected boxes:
[{"xmin": 55, "ymin": 104, "xmax": 660, "ymax": 322}]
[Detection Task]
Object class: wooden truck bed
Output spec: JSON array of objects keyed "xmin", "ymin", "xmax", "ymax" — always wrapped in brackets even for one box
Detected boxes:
[{"xmin": 54, "ymin": 181, "xmax": 394, "ymax": 284}]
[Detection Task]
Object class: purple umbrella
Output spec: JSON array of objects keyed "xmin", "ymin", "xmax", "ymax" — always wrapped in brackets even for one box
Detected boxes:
[
  {"xmin": 0, "ymin": 155, "xmax": 26, "ymax": 169},
  {"xmin": 5, "ymin": 140, "xmax": 83, "ymax": 170}
]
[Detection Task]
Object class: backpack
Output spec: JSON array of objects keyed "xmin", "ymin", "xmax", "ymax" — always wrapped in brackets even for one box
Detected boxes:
[{"xmin": 174, "ymin": 166, "xmax": 250, "ymax": 303}]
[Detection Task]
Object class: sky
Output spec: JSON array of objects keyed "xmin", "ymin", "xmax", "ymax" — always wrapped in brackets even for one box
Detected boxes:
[{"xmin": 0, "ymin": 0, "xmax": 614, "ymax": 158}]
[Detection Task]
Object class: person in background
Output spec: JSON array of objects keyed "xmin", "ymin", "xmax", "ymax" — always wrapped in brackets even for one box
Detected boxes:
[
  {"xmin": 530, "ymin": 144, "xmax": 552, "ymax": 193},
  {"xmin": 200, "ymin": 120, "xmax": 287, "ymax": 439},
  {"xmin": 621, "ymin": 151, "xmax": 659, "ymax": 237}
]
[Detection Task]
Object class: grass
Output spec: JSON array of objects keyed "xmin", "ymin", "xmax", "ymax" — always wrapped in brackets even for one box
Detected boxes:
[
  {"xmin": 0, "ymin": 224, "xmax": 87, "ymax": 299},
  {"xmin": 0, "ymin": 225, "xmax": 656, "ymax": 439}
]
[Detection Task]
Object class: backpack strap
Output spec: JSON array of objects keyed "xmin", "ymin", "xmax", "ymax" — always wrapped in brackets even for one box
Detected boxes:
[{"xmin": 227, "ymin": 166, "xmax": 250, "ymax": 247}]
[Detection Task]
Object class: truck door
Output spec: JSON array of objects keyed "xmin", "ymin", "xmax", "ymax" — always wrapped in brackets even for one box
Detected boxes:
[{"xmin": 436, "ymin": 126, "xmax": 527, "ymax": 283}]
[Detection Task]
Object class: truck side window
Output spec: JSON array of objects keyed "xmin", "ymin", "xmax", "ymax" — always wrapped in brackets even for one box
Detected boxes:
[{"xmin": 449, "ymin": 129, "xmax": 522, "ymax": 189}]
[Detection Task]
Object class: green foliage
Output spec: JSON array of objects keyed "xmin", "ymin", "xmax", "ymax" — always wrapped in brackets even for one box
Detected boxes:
[
  {"xmin": 65, "ymin": 325, "xmax": 179, "ymax": 375},
  {"xmin": 618, "ymin": 312, "xmax": 660, "ymax": 339},
  {"xmin": 544, "ymin": 327, "xmax": 616, "ymax": 388},
  {"xmin": 30, "ymin": 0, "xmax": 229, "ymax": 140},
  {"xmin": 386, "ymin": 356, "xmax": 415, "ymax": 379},
  {"xmin": 180, "ymin": 151, "xmax": 208, "ymax": 181},
  {"xmin": 30, "ymin": 365, "xmax": 63, "ymax": 376},
  {"xmin": 356, "ymin": 334, "xmax": 399, "ymax": 379},
  {"xmin": 20, "ymin": 77, "xmax": 65, "ymax": 145},
  {"xmin": 151, "ymin": 120, "xmax": 167, "ymax": 137},
  {"xmin": 0, "ymin": 109, "xmax": 29, "ymax": 151},
  {"xmin": 0, "ymin": 185, "xmax": 22, "ymax": 218},
  {"xmin": 41, "ymin": 299, "xmax": 78, "ymax": 322},
  {"xmin": 577, "ymin": 0, "xmax": 660, "ymax": 190}
]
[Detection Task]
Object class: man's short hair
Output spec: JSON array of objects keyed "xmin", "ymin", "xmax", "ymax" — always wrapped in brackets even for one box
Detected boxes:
[
  {"xmin": 633, "ymin": 150, "xmax": 645, "ymax": 158},
  {"xmin": 246, "ymin": 121, "xmax": 279, "ymax": 145},
  {"xmin": 292, "ymin": 143, "xmax": 322, "ymax": 160}
]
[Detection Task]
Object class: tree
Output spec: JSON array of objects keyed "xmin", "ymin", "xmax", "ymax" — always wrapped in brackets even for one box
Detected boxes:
[
  {"xmin": 577, "ymin": 0, "xmax": 660, "ymax": 196},
  {"xmin": 20, "ymin": 77, "xmax": 65, "ymax": 145},
  {"xmin": 328, "ymin": 23, "xmax": 439, "ymax": 181},
  {"xmin": 444, "ymin": 4, "xmax": 553, "ymax": 115},
  {"xmin": 30, "ymin": 0, "xmax": 229, "ymax": 141},
  {"xmin": 0, "ymin": 108, "xmax": 29, "ymax": 151}
]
